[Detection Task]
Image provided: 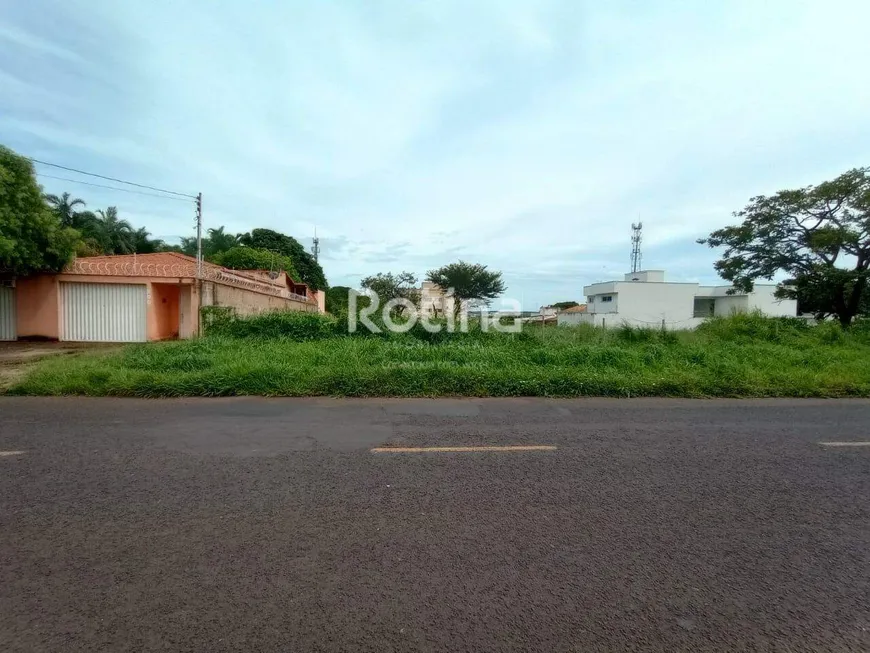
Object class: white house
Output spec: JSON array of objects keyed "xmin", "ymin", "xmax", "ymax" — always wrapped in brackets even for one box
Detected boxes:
[{"xmin": 572, "ymin": 270, "xmax": 797, "ymax": 329}]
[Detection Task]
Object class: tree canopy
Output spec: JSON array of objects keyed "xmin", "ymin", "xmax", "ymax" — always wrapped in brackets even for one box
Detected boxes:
[
  {"xmin": 212, "ymin": 246, "xmax": 300, "ymax": 282},
  {"xmin": 552, "ymin": 301, "xmax": 579, "ymax": 310},
  {"xmin": 360, "ymin": 271, "xmax": 420, "ymax": 315},
  {"xmin": 239, "ymin": 228, "xmax": 327, "ymax": 290},
  {"xmin": 426, "ymin": 261, "xmax": 506, "ymax": 316},
  {"xmin": 0, "ymin": 145, "xmax": 79, "ymax": 275},
  {"xmin": 699, "ymin": 167, "xmax": 870, "ymax": 326}
]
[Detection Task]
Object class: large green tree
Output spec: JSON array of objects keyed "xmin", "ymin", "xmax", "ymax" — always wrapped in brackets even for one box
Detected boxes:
[
  {"xmin": 0, "ymin": 145, "xmax": 79, "ymax": 275},
  {"xmin": 95, "ymin": 206, "xmax": 134, "ymax": 254},
  {"xmin": 204, "ymin": 226, "xmax": 240, "ymax": 258},
  {"xmin": 426, "ymin": 261, "xmax": 506, "ymax": 316},
  {"xmin": 699, "ymin": 167, "xmax": 870, "ymax": 327},
  {"xmin": 239, "ymin": 228, "xmax": 327, "ymax": 290},
  {"xmin": 212, "ymin": 246, "xmax": 300, "ymax": 282},
  {"xmin": 44, "ymin": 191, "xmax": 86, "ymax": 228},
  {"xmin": 360, "ymin": 271, "xmax": 420, "ymax": 316}
]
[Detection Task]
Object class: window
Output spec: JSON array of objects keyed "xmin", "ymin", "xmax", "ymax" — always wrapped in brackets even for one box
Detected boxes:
[{"xmin": 601, "ymin": 295, "xmax": 613, "ymax": 303}]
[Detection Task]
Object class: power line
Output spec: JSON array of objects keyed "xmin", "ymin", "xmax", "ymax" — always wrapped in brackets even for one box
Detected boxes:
[
  {"xmin": 28, "ymin": 157, "xmax": 197, "ymax": 199},
  {"xmin": 36, "ymin": 173, "xmax": 195, "ymax": 203}
]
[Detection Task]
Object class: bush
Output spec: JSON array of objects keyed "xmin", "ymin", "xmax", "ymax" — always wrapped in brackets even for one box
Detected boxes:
[
  {"xmin": 203, "ymin": 310, "xmax": 338, "ymax": 341},
  {"xmin": 12, "ymin": 313, "xmax": 870, "ymax": 398}
]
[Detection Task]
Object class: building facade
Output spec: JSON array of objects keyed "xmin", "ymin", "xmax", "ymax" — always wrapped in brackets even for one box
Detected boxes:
[
  {"xmin": 573, "ymin": 270, "xmax": 796, "ymax": 329},
  {"xmin": 0, "ymin": 252, "xmax": 322, "ymax": 343}
]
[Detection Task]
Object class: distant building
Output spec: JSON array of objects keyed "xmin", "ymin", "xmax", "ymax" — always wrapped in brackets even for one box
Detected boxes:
[
  {"xmin": 567, "ymin": 270, "xmax": 796, "ymax": 329},
  {"xmin": 556, "ymin": 304, "xmax": 588, "ymax": 326},
  {"xmin": 419, "ymin": 281, "xmax": 457, "ymax": 318}
]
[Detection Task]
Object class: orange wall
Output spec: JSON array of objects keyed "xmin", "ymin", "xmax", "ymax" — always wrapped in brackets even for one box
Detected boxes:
[
  {"xmin": 16, "ymin": 276, "xmax": 59, "ymax": 339},
  {"xmin": 150, "ymin": 284, "xmax": 181, "ymax": 340}
]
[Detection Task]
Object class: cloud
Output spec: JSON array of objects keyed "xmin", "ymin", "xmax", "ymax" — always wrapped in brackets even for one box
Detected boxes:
[{"xmin": 2, "ymin": 0, "xmax": 869, "ymax": 308}]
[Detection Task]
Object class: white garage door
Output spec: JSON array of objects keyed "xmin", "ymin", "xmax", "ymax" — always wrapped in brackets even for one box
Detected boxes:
[
  {"xmin": 61, "ymin": 283, "xmax": 146, "ymax": 342},
  {"xmin": 0, "ymin": 285, "xmax": 15, "ymax": 341}
]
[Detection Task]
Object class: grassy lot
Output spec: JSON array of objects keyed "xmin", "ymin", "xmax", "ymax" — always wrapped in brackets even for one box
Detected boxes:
[{"xmin": 8, "ymin": 312, "xmax": 870, "ymax": 398}]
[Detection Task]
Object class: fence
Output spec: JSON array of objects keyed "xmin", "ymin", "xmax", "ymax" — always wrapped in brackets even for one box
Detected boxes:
[{"xmin": 66, "ymin": 258, "xmax": 311, "ymax": 304}]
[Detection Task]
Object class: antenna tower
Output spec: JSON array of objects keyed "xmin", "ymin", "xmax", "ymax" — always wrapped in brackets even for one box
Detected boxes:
[
  {"xmin": 630, "ymin": 222, "xmax": 643, "ymax": 273},
  {"xmin": 312, "ymin": 228, "xmax": 320, "ymax": 262}
]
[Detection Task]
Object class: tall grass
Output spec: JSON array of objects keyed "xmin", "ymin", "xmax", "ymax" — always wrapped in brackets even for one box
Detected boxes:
[{"xmin": 9, "ymin": 312, "xmax": 870, "ymax": 398}]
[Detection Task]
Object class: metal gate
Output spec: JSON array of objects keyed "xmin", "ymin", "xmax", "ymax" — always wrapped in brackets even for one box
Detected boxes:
[
  {"xmin": 61, "ymin": 283, "xmax": 147, "ymax": 342},
  {"xmin": 0, "ymin": 285, "xmax": 15, "ymax": 341}
]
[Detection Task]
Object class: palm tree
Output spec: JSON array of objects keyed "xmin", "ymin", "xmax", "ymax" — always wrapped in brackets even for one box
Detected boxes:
[
  {"xmin": 205, "ymin": 226, "xmax": 240, "ymax": 258},
  {"xmin": 44, "ymin": 191, "xmax": 86, "ymax": 228},
  {"xmin": 132, "ymin": 227, "xmax": 163, "ymax": 254},
  {"xmin": 180, "ymin": 237, "xmax": 198, "ymax": 257},
  {"xmin": 95, "ymin": 207, "xmax": 134, "ymax": 254}
]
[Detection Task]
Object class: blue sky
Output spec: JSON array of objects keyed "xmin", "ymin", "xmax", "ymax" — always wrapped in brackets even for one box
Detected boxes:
[{"xmin": 2, "ymin": 0, "xmax": 869, "ymax": 309}]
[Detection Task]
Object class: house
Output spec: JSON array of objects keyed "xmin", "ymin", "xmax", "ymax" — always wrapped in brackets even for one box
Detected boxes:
[
  {"xmin": 556, "ymin": 304, "xmax": 588, "ymax": 326},
  {"xmin": 419, "ymin": 281, "xmax": 459, "ymax": 318},
  {"xmin": 0, "ymin": 252, "xmax": 324, "ymax": 343},
  {"xmin": 571, "ymin": 270, "xmax": 796, "ymax": 329}
]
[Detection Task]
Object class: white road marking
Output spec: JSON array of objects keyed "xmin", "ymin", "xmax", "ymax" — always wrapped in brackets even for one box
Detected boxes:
[
  {"xmin": 819, "ymin": 442, "xmax": 870, "ymax": 447},
  {"xmin": 0, "ymin": 451, "xmax": 25, "ymax": 457},
  {"xmin": 371, "ymin": 445, "xmax": 557, "ymax": 453}
]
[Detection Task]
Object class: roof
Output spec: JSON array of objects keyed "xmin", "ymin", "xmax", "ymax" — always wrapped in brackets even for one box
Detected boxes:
[
  {"xmin": 561, "ymin": 304, "xmax": 587, "ymax": 313},
  {"xmin": 62, "ymin": 253, "xmax": 314, "ymax": 303}
]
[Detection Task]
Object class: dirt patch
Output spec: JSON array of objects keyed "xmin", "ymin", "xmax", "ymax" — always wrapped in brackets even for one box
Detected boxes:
[{"xmin": 0, "ymin": 342, "xmax": 121, "ymax": 391}]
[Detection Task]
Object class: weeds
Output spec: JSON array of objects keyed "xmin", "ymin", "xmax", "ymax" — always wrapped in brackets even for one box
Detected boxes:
[{"xmin": 9, "ymin": 313, "xmax": 870, "ymax": 398}]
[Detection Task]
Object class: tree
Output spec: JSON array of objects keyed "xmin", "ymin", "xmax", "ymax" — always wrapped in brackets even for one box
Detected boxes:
[
  {"xmin": 0, "ymin": 145, "xmax": 79, "ymax": 275},
  {"xmin": 326, "ymin": 285, "xmax": 352, "ymax": 314},
  {"xmin": 95, "ymin": 207, "xmax": 134, "ymax": 254},
  {"xmin": 212, "ymin": 246, "xmax": 300, "ymax": 281},
  {"xmin": 699, "ymin": 167, "xmax": 870, "ymax": 327},
  {"xmin": 552, "ymin": 301, "xmax": 579, "ymax": 310},
  {"xmin": 426, "ymin": 261, "xmax": 506, "ymax": 316},
  {"xmin": 239, "ymin": 228, "xmax": 327, "ymax": 290},
  {"xmin": 360, "ymin": 271, "xmax": 420, "ymax": 316},
  {"xmin": 131, "ymin": 227, "xmax": 166, "ymax": 254},
  {"xmin": 180, "ymin": 236, "xmax": 198, "ymax": 257},
  {"xmin": 204, "ymin": 226, "xmax": 239, "ymax": 258},
  {"xmin": 44, "ymin": 191, "xmax": 86, "ymax": 228}
]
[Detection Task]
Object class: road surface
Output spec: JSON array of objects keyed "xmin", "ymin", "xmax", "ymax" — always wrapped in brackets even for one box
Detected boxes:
[{"xmin": 1, "ymin": 398, "xmax": 869, "ymax": 652}]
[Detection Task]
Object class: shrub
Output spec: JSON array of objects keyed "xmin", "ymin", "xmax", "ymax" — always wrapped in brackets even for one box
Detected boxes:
[{"xmin": 203, "ymin": 310, "xmax": 338, "ymax": 341}]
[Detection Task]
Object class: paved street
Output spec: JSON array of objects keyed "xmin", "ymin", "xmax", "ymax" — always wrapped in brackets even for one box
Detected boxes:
[{"xmin": 1, "ymin": 398, "xmax": 869, "ymax": 652}]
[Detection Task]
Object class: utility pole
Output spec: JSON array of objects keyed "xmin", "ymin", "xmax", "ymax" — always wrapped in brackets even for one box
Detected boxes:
[
  {"xmin": 195, "ymin": 193, "xmax": 203, "ymax": 279},
  {"xmin": 195, "ymin": 192, "xmax": 203, "ymax": 336},
  {"xmin": 311, "ymin": 227, "xmax": 320, "ymax": 263},
  {"xmin": 630, "ymin": 221, "xmax": 643, "ymax": 273}
]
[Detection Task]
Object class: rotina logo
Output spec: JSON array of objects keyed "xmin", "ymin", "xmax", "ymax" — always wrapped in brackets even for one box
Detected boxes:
[{"xmin": 347, "ymin": 288, "xmax": 523, "ymax": 334}]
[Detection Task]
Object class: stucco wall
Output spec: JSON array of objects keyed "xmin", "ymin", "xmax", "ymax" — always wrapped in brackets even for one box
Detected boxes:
[
  {"xmin": 586, "ymin": 292, "xmax": 619, "ymax": 314},
  {"xmin": 314, "ymin": 290, "xmax": 326, "ymax": 314},
  {"xmin": 608, "ymin": 281, "xmax": 698, "ymax": 326},
  {"xmin": 748, "ymin": 285, "xmax": 798, "ymax": 317},
  {"xmin": 714, "ymin": 295, "xmax": 749, "ymax": 316},
  {"xmin": 15, "ymin": 276, "xmax": 59, "ymax": 339},
  {"xmin": 557, "ymin": 312, "xmax": 587, "ymax": 326},
  {"xmin": 203, "ymin": 282, "xmax": 317, "ymax": 316}
]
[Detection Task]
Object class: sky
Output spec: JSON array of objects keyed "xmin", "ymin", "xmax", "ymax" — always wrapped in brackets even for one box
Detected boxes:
[{"xmin": 2, "ymin": 0, "xmax": 869, "ymax": 309}]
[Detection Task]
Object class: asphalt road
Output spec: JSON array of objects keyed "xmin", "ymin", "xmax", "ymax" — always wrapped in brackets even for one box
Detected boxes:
[{"xmin": 1, "ymin": 398, "xmax": 869, "ymax": 652}]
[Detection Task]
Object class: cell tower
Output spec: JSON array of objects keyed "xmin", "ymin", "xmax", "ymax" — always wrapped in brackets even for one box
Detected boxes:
[
  {"xmin": 311, "ymin": 228, "xmax": 320, "ymax": 263},
  {"xmin": 630, "ymin": 222, "xmax": 643, "ymax": 273}
]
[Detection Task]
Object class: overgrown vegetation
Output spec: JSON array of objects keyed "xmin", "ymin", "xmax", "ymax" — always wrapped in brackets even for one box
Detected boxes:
[{"xmin": 10, "ymin": 313, "xmax": 870, "ymax": 398}]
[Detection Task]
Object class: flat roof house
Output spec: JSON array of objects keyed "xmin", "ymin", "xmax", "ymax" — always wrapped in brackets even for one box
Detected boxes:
[
  {"xmin": 0, "ymin": 252, "xmax": 322, "ymax": 343},
  {"xmin": 576, "ymin": 270, "xmax": 797, "ymax": 329}
]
